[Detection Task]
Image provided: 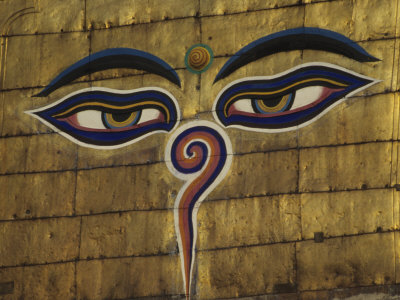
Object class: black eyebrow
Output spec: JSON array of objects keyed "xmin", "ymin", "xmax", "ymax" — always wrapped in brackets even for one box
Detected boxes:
[
  {"xmin": 214, "ymin": 27, "xmax": 379, "ymax": 83},
  {"xmin": 34, "ymin": 48, "xmax": 181, "ymax": 97}
]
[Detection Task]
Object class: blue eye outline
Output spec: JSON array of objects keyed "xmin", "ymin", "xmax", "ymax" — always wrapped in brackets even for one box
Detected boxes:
[
  {"xmin": 212, "ymin": 62, "xmax": 380, "ymax": 133},
  {"xmin": 26, "ymin": 87, "xmax": 180, "ymax": 149}
]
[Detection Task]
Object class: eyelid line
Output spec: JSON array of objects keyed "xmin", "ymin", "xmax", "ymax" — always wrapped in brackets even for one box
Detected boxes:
[
  {"xmin": 223, "ymin": 77, "xmax": 348, "ymax": 117},
  {"xmin": 53, "ymin": 100, "xmax": 171, "ymax": 122}
]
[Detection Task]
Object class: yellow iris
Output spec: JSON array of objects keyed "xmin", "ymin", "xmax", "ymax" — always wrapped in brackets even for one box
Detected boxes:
[
  {"xmin": 103, "ymin": 111, "xmax": 140, "ymax": 128},
  {"xmin": 53, "ymin": 101, "xmax": 170, "ymax": 123},
  {"xmin": 254, "ymin": 94, "xmax": 291, "ymax": 113},
  {"xmin": 223, "ymin": 78, "xmax": 348, "ymax": 117}
]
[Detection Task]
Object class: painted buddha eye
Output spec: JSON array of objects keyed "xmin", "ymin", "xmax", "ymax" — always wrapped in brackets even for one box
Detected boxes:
[
  {"xmin": 213, "ymin": 62, "xmax": 379, "ymax": 132},
  {"xmin": 61, "ymin": 107, "xmax": 160, "ymax": 131},
  {"xmin": 26, "ymin": 87, "xmax": 180, "ymax": 149}
]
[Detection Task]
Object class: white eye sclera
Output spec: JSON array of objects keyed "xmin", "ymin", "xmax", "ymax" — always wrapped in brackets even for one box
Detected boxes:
[
  {"xmin": 232, "ymin": 86, "xmax": 324, "ymax": 114},
  {"xmin": 75, "ymin": 108, "xmax": 161, "ymax": 130},
  {"xmin": 290, "ymin": 86, "xmax": 323, "ymax": 110},
  {"xmin": 77, "ymin": 110, "xmax": 104, "ymax": 129}
]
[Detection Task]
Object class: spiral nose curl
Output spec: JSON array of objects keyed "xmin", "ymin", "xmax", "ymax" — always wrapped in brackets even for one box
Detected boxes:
[{"xmin": 165, "ymin": 121, "xmax": 232, "ymax": 298}]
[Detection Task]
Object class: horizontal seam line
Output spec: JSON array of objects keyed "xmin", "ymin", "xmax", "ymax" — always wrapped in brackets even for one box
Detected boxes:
[
  {"xmin": 0, "ymin": 112, "xmax": 395, "ymax": 138},
  {"xmin": 0, "ymin": 1, "xmax": 357, "ymax": 38},
  {"xmin": 3, "ymin": 0, "xmax": 400, "ymax": 41},
  {"xmin": 0, "ymin": 186, "xmax": 395, "ymax": 222},
  {"xmin": 298, "ymin": 282, "xmax": 400, "ymax": 294},
  {"xmin": 0, "ymin": 67, "xmax": 187, "ymax": 93},
  {"xmin": 206, "ymin": 282, "xmax": 400, "ymax": 299},
  {"xmin": 0, "ymin": 252, "xmax": 175, "ymax": 269},
  {"xmin": 0, "ymin": 139, "xmax": 395, "ymax": 176},
  {"xmin": 197, "ymin": 230, "xmax": 396, "ymax": 253},
  {"xmin": 117, "ymin": 294, "xmax": 187, "ymax": 300},
  {"xmin": 211, "ymin": 36, "xmax": 399, "ymax": 58},
  {"xmin": 1, "ymin": 73, "xmax": 396, "ymax": 93},
  {"xmin": 0, "ymin": 229, "xmax": 396, "ymax": 269},
  {"xmin": 0, "ymin": 15, "xmax": 196, "ymax": 38}
]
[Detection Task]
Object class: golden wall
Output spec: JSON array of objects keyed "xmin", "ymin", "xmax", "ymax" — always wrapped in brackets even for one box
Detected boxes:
[{"xmin": 0, "ymin": 0, "xmax": 400, "ymax": 299}]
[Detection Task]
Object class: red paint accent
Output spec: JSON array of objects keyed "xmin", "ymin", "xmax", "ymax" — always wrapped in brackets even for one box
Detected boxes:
[
  {"xmin": 228, "ymin": 87, "xmax": 343, "ymax": 118},
  {"xmin": 58, "ymin": 112, "xmax": 165, "ymax": 132}
]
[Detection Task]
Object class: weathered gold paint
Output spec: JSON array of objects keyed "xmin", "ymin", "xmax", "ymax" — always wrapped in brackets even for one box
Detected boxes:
[
  {"xmin": 0, "ymin": 218, "xmax": 80, "ymax": 266},
  {"xmin": 0, "ymin": 263, "xmax": 75, "ymax": 300},
  {"xmin": 86, "ymin": 0, "xmax": 199, "ymax": 30},
  {"xmin": 76, "ymin": 163, "xmax": 181, "ymax": 214},
  {"xmin": 0, "ymin": 172, "xmax": 75, "ymax": 220},
  {"xmin": 1, "ymin": 0, "xmax": 399, "ymax": 298},
  {"xmin": 298, "ymin": 93, "xmax": 396, "ymax": 147},
  {"xmin": 196, "ymin": 243, "xmax": 296, "ymax": 298},
  {"xmin": 76, "ymin": 255, "xmax": 183, "ymax": 299},
  {"xmin": 3, "ymin": 32, "xmax": 90, "ymax": 90},
  {"xmin": 197, "ymin": 194, "xmax": 301, "ymax": 250},
  {"xmin": 77, "ymin": 132, "xmax": 165, "ymax": 169},
  {"xmin": 80, "ymin": 210, "xmax": 176, "ymax": 259},
  {"xmin": 211, "ymin": 150, "xmax": 298, "ymax": 199},
  {"xmin": 199, "ymin": 0, "xmax": 299, "ymax": 16},
  {"xmin": 301, "ymin": 189, "xmax": 395, "ymax": 239},
  {"xmin": 0, "ymin": 0, "xmax": 84, "ymax": 35},
  {"xmin": 299, "ymin": 142, "xmax": 392, "ymax": 192},
  {"xmin": 297, "ymin": 233, "xmax": 395, "ymax": 291},
  {"xmin": 0, "ymin": 134, "xmax": 78, "ymax": 174},
  {"xmin": 305, "ymin": 0, "xmax": 399, "ymax": 41}
]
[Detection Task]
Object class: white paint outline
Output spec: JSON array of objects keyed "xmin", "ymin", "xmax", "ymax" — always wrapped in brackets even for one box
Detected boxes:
[
  {"xmin": 212, "ymin": 62, "xmax": 381, "ymax": 133},
  {"xmin": 165, "ymin": 120, "xmax": 232, "ymax": 297},
  {"xmin": 25, "ymin": 86, "xmax": 181, "ymax": 150}
]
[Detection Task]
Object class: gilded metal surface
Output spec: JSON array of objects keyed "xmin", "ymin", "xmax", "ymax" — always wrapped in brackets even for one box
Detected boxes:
[{"xmin": 0, "ymin": 0, "xmax": 399, "ymax": 299}]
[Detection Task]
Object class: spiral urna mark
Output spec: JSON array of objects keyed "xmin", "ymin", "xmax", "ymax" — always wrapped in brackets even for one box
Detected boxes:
[
  {"xmin": 185, "ymin": 44, "xmax": 213, "ymax": 74},
  {"xmin": 165, "ymin": 121, "xmax": 232, "ymax": 298},
  {"xmin": 188, "ymin": 47, "xmax": 210, "ymax": 70}
]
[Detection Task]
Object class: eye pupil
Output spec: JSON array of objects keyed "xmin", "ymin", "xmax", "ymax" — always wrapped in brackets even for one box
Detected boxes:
[
  {"xmin": 102, "ymin": 110, "xmax": 141, "ymax": 129},
  {"xmin": 252, "ymin": 93, "xmax": 294, "ymax": 114},
  {"xmin": 260, "ymin": 96, "xmax": 283, "ymax": 108},
  {"xmin": 111, "ymin": 112, "xmax": 133, "ymax": 122}
]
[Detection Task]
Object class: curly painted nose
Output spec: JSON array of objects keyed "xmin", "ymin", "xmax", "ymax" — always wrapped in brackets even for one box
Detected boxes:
[{"xmin": 165, "ymin": 120, "xmax": 232, "ymax": 298}]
